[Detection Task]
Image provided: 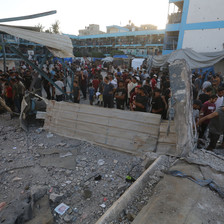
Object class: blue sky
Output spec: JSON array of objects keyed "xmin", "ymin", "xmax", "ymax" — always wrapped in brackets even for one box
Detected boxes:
[{"xmin": 0, "ymin": 0, "xmax": 169, "ymax": 35}]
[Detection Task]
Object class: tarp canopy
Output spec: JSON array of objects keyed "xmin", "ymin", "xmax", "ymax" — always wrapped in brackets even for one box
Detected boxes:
[
  {"xmin": 0, "ymin": 25, "xmax": 74, "ymax": 58},
  {"xmin": 148, "ymin": 48, "xmax": 224, "ymax": 69},
  {"xmin": 113, "ymin": 55, "xmax": 128, "ymax": 59},
  {"xmin": 132, "ymin": 58, "xmax": 145, "ymax": 70},
  {"xmin": 101, "ymin": 57, "xmax": 113, "ymax": 62}
]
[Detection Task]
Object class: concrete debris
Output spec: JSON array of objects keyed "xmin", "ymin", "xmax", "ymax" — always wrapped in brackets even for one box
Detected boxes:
[
  {"xmin": 46, "ymin": 132, "xmax": 54, "ymax": 138},
  {"xmin": 49, "ymin": 193, "xmax": 64, "ymax": 203},
  {"xmin": 97, "ymin": 159, "xmax": 105, "ymax": 166},
  {"xmin": 60, "ymin": 152, "xmax": 73, "ymax": 158},
  {"xmin": 12, "ymin": 177, "xmax": 22, "ymax": 182}
]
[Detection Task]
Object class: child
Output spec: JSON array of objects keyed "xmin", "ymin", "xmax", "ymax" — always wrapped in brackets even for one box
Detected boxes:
[
  {"xmin": 88, "ymin": 83, "xmax": 95, "ymax": 105},
  {"xmin": 193, "ymin": 99, "xmax": 202, "ymax": 124},
  {"xmin": 199, "ymin": 95, "xmax": 217, "ymax": 139}
]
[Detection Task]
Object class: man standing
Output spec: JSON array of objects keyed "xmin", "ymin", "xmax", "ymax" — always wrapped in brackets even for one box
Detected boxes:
[
  {"xmin": 53, "ymin": 76, "xmax": 64, "ymax": 101},
  {"xmin": 133, "ymin": 87, "xmax": 148, "ymax": 112},
  {"xmin": 215, "ymin": 87, "xmax": 224, "ymax": 109},
  {"xmin": 197, "ymin": 106, "xmax": 224, "ymax": 150},
  {"xmin": 80, "ymin": 68, "xmax": 87, "ymax": 100},
  {"xmin": 103, "ymin": 76, "xmax": 114, "ymax": 108},
  {"xmin": 115, "ymin": 81, "xmax": 126, "ymax": 110}
]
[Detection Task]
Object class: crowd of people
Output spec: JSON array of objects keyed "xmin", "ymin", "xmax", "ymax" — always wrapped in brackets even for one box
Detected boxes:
[
  {"xmin": 0, "ymin": 60, "xmax": 171, "ymax": 119},
  {"xmin": 0, "ymin": 59, "xmax": 224, "ymax": 152},
  {"xmin": 192, "ymin": 69, "xmax": 224, "ymax": 151}
]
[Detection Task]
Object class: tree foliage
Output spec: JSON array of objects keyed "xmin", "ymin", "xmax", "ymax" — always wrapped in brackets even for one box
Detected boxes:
[
  {"xmin": 35, "ymin": 20, "xmax": 60, "ymax": 34},
  {"xmin": 35, "ymin": 23, "xmax": 45, "ymax": 32},
  {"xmin": 51, "ymin": 20, "xmax": 60, "ymax": 34}
]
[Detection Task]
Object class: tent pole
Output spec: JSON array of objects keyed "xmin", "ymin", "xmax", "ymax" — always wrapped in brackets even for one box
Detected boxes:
[{"xmin": 1, "ymin": 34, "xmax": 6, "ymax": 73}]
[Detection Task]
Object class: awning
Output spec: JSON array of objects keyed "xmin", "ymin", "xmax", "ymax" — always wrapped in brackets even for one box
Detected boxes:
[
  {"xmin": 148, "ymin": 48, "xmax": 224, "ymax": 69},
  {"xmin": 101, "ymin": 57, "xmax": 113, "ymax": 62},
  {"xmin": 0, "ymin": 25, "xmax": 74, "ymax": 58}
]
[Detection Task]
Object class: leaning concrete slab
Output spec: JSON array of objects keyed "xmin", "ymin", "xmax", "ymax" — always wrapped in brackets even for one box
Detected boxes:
[
  {"xmin": 44, "ymin": 101, "xmax": 161, "ymax": 155},
  {"xmin": 132, "ymin": 161, "xmax": 224, "ymax": 224},
  {"xmin": 169, "ymin": 60, "xmax": 194, "ymax": 157}
]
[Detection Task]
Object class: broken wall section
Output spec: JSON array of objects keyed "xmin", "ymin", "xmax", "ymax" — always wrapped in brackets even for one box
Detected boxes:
[
  {"xmin": 169, "ymin": 59, "xmax": 194, "ymax": 156},
  {"xmin": 44, "ymin": 101, "xmax": 161, "ymax": 155}
]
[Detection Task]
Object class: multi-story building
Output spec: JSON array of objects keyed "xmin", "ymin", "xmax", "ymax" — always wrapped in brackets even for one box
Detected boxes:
[
  {"xmin": 66, "ymin": 24, "xmax": 165, "ymax": 58},
  {"xmin": 163, "ymin": 0, "xmax": 224, "ymax": 55},
  {"xmin": 0, "ymin": 33, "xmax": 44, "ymax": 61},
  {"xmin": 79, "ymin": 24, "xmax": 104, "ymax": 36}
]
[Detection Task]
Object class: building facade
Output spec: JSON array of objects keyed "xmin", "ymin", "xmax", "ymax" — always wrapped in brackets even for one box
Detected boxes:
[
  {"xmin": 66, "ymin": 24, "xmax": 165, "ymax": 58},
  {"xmin": 163, "ymin": 0, "xmax": 224, "ymax": 54},
  {"xmin": 0, "ymin": 34, "xmax": 44, "ymax": 61},
  {"xmin": 78, "ymin": 24, "xmax": 104, "ymax": 36}
]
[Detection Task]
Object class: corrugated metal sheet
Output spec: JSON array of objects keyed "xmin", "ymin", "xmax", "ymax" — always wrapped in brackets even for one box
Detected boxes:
[
  {"xmin": 0, "ymin": 25, "xmax": 73, "ymax": 58},
  {"xmin": 44, "ymin": 101, "xmax": 162, "ymax": 155}
]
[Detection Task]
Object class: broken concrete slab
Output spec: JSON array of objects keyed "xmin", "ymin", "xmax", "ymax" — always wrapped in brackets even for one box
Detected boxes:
[
  {"xmin": 38, "ymin": 148, "xmax": 77, "ymax": 170},
  {"xmin": 39, "ymin": 154, "xmax": 76, "ymax": 170},
  {"xmin": 0, "ymin": 196, "xmax": 32, "ymax": 224},
  {"xmin": 26, "ymin": 195, "xmax": 53, "ymax": 224},
  {"xmin": 44, "ymin": 101, "xmax": 161, "ymax": 155},
  {"xmin": 132, "ymin": 161, "xmax": 224, "ymax": 224}
]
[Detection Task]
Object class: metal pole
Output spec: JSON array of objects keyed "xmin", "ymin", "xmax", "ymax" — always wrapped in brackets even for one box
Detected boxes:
[
  {"xmin": 0, "ymin": 10, "xmax": 57, "ymax": 23},
  {"xmin": 1, "ymin": 34, "xmax": 6, "ymax": 73},
  {"xmin": 9, "ymin": 46, "xmax": 68, "ymax": 97}
]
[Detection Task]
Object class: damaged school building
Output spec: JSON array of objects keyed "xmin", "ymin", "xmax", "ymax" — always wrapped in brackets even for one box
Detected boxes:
[{"xmin": 1, "ymin": 0, "xmax": 224, "ymax": 223}]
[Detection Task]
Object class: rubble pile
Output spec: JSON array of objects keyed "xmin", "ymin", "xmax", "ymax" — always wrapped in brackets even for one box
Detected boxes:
[{"xmin": 0, "ymin": 113, "xmax": 146, "ymax": 224}]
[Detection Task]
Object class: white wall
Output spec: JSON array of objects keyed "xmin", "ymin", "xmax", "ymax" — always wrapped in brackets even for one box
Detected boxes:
[
  {"xmin": 187, "ymin": 0, "xmax": 224, "ymax": 24},
  {"xmin": 182, "ymin": 28, "xmax": 224, "ymax": 52}
]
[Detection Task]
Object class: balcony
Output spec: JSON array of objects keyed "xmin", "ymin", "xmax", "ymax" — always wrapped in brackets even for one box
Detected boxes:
[
  {"xmin": 163, "ymin": 35, "xmax": 179, "ymax": 50},
  {"xmin": 168, "ymin": 12, "xmax": 182, "ymax": 24},
  {"xmin": 167, "ymin": 1, "xmax": 183, "ymax": 24}
]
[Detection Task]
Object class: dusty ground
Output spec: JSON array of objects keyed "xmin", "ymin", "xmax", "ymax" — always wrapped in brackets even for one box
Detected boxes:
[{"xmin": 0, "ymin": 112, "xmax": 145, "ymax": 224}]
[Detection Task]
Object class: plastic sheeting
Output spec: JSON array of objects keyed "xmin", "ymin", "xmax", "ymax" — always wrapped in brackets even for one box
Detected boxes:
[
  {"xmin": 148, "ymin": 48, "xmax": 224, "ymax": 69},
  {"xmin": 132, "ymin": 58, "xmax": 145, "ymax": 70},
  {"xmin": 0, "ymin": 25, "xmax": 73, "ymax": 58}
]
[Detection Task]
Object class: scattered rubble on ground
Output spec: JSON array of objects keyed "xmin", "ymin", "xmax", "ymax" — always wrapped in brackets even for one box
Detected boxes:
[
  {"xmin": 1, "ymin": 111, "xmax": 224, "ymax": 224},
  {"xmin": 0, "ymin": 113, "xmax": 146, "ymax": 224}
]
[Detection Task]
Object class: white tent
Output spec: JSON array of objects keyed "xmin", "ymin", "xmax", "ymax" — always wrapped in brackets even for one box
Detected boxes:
[
  {"xmin": 132, "ymin": 58, "xmax": 145, "ymax": 70},
  {"xmin": 148, "ymin": 49, "xmax": 224, "ymax": 69},
  {"xmin": 0, "ymin": 25, "xmax": 73, "ymax": 58},
  {"xmin": 101, "ymin": 57, "xmax": 113, "ymax": 62}
]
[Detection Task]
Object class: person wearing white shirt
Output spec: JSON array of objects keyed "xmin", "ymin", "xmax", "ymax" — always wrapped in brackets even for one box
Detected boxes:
[
  {"xmin": 53, "ymin": 77, "xmax": 65, "ymax": 101},
  {"xmin": 215, "ymin": 87, "xmax": 224, "ymax": 109}
]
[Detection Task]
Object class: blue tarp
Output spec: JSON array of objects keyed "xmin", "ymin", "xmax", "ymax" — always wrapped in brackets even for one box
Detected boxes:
[
  {"xmin": 53, "ymin": 57, "xmax": 73, "ymax": 63},
  {"xmin": 192, "ymin": 66, "xmax": 215, "ymax": 81},
  {"xmin": 113, "ymin": 55, "xmax": 128, "ymax": 59}
]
